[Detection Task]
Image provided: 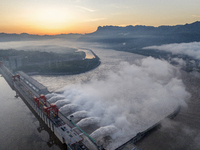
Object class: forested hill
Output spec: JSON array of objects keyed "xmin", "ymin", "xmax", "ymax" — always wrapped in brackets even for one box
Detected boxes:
[{"xmin": 78, "ymin": 21, "xmax": 200, "ymax": 48}]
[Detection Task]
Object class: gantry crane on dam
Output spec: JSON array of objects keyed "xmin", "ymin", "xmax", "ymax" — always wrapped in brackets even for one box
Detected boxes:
[
  {"xmin": 0, "ymin": 60, "xmax": 181, "ymax": 150},
  {"xmin": 0, "ymin": 61, "xmax": 104, "ymax": 150}
]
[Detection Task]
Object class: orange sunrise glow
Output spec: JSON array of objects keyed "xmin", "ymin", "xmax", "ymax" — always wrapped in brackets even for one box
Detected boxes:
[{"xmin": 0, "ymin": 0, "xmax": 200, "ymax": 35}]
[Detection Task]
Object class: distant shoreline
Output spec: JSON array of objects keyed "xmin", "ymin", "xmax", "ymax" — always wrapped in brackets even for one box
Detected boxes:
[
  {"xmin": 0, "ymin": 49, "xmax": 101, "ymax": 76},
  {"xmin": 26, "ymin": 49, "xmax": 101, "ymax": 76},
  {"xmin": 27, "ymin": 60, "xmax": 101, "ymax": 76}
]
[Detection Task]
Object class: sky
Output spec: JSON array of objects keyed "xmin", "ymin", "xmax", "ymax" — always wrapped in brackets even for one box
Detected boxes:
[{"xmin": 0, "ymin": 0, "xmax": 200, "ymax": 35}]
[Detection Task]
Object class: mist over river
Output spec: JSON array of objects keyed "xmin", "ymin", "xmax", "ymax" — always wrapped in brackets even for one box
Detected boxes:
[
  {"xmin": 0, "ymin": 41, "xmax": 200, "ymax": 149},
  {"xmin": 32, "ymin": 43, "xmax": 198, "ymax": 149}
]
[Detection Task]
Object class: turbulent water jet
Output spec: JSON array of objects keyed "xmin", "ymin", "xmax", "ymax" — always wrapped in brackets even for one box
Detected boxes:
[
  {"xmin": 55, "ymin": 99, "xmax": 71, "ymax": 108},
  {"xmin": 47, "ymin": 57, "xmax": 189, "ymax": 149},
  {"xmin": 59, "ymin": 104, "xmax": 79, "ymax": 115},
  {"xmin": 48, "ymin": 95, "xmax": 65, "ymax": 103},
  {"xmin": 77, "ymin": 117, "xmax": 100, "ymax": 128},
  {"xmin": 69, "ymin": 111, "xmax": 88, "ymax": 123}
]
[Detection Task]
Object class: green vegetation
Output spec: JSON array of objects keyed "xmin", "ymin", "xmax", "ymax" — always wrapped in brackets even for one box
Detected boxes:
[
  {"xmin": 0, "ymin": 49, "xmax": 101, "ymax": 74},
  {"xmin": 0, "ymin": 48, "xmax": 84, "ymax": 63},
  {"xmin": 17, "ymin": 58, "xmax": 100, "ymax": 74}
]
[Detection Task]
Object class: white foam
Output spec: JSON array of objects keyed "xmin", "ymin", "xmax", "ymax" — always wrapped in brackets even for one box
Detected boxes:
[
  {"xmin": 77, "ymin": 117, "xmax": 100, "ymax": 128},
  {"xmin": 48, "ymin": 95, "xmax": 65, "ymax": 103},
  {"xmin": 90, "ymin": 125, "xmax": 117, "ymax": 140},
  {"xmin": 69, "ymin": 111, "xmax": 88, "ymax": 123},
  {"xmin": 59, "ymin": 104, "xmax": 79, "ymax": 115},
  {"xmin": 45, "ymin": 93, "xmax": 56, "ymax": 99},
  {"xmin": 69, "ymin": 110, "xmax": 87, "ymax": 119},
  {"xmin": 55, "ymin": 99, "xmax": 71, "ymax": 108},
  {"xmin": 44, "ymin": 57, "xmax": 189, "ymax": 149}
]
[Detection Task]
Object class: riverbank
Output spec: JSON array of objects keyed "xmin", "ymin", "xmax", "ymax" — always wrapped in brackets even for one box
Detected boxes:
[
  {"xmin": 0, "ymin": 48, "xmax": 101, "ymax": 75},
  {"xmin": 26, "ymin": 60, "xmax": 101, "ymax": 76}
]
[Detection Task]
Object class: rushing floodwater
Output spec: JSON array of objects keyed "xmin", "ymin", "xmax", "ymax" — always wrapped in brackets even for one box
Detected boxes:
[{"xmin": 0, "ymin": 42, "xmax": 200, "ymax": 149}]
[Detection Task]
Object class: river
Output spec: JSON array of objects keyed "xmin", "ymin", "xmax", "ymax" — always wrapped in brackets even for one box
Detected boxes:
[
  {"xmin": 0, "ymin": 46, "xmax": 144, "ymax": 150},
  {"xmin": 0, "ymin": 76, "xmax": 66, "ymax": 150},
  {"xmin": 0, "ymin": 42, "xmax": 200, "ymax": 149},
  {"xmin": 77, "ymin": 49, "xmax": 95, "ymax": 59}
]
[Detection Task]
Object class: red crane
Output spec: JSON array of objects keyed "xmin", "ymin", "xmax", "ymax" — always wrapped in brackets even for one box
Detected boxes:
[
  {"xmin": 12, "ymin": 74, "xmax": 20, "ymax": 81},
  {"xmin": 43, "ymin": 103, "xmax": 59, "ymax": 119},
  {"xmin": 33, "ymin": 94, "xmax": 47, "ymax": 107}
]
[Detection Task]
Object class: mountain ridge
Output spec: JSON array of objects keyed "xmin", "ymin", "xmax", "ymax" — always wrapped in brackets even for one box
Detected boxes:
[
  {"xmin": 84, "ymin": 21, "xmax": 200, "ymax": 36},
  {"xmin": 78, "ymin": 21, "xmax": 200, "ymax": 48},
  {"xmin": 0, "ymin": 33, "xmax": 82, "ymax": 42},
  {"xmin": 1, "ymin": 21, "xmax": 200, "ymax": 45}
]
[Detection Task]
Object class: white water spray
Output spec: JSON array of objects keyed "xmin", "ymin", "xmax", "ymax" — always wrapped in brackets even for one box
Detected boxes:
[{"xmin": 47, "ymin": 57, "xmax": 190, "ymax": 149}]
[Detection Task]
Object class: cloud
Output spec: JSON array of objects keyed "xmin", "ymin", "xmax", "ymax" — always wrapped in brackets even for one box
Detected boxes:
[
  {"xmin": 110, "ymin": 4, "xmax": 120, "ymax": 8},
  {"xmin": 143, "ymin": 42, "xmax": 200, "ymax": 59},
  {"xmin": 78, "ymin": 6, "xmax": 96, "ymax": 12},
  {"xmin": 82, "ymin": 18, "xmax": 106, "ymax": 22},
  {"xmin": 47, "ymin": 57, "xmax": 189, "ymax": 149},
  {"xmin": 171, "ymin": 58, "xmax": 187, "ymax": 67},
  {"xmin": 109, "ymin": 4, "xmax": 130, "ymax": 9},
  {"xmin": 192, "ymin": 15, "xmax": 200, "ymax": 18}
]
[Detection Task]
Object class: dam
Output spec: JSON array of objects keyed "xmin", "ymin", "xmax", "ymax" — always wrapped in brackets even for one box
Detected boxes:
[
  {"xmin": 0, "ymin": 61, "xmax": 102, "ymax": 150},
  {"xmin": 0, "ymin": 60, "xmax": 181, "ymax": 150}
]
